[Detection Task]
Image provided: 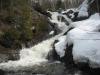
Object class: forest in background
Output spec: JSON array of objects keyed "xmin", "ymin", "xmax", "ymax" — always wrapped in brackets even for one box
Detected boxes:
[
  {"xmin": 0, "ymin": 0, "xmax": 100, "ymax": 52},
  {"xmin": 0, "ymin": 0, "xmax": 51, "ymax": 50}
]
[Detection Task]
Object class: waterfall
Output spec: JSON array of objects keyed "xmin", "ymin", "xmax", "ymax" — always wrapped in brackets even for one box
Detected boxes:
[
  {"xmin": 0, "ymin": 0, "xmax": 92, "ymax": 72},
  {"xmin": 0, "ymin": 11, "xmax": 69, "ymax": 71},
  {"xmin": 0, "ymin": 33, "xmax": 64, "ymax": 71}
]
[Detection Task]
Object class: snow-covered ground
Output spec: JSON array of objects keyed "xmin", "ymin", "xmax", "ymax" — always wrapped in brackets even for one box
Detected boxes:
[{"xmin": 54, "ymin": 36, "xmax": 67, "ymax": 57}]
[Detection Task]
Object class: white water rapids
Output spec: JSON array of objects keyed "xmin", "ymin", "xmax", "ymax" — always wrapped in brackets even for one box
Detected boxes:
[
  {"xmin": 0, "ymin": 33, "xmax": 67, "ymax": 71},
  {"xmin": 0, "ymin": 0, "xmax": 93, "ymax": 71},
  {"xmin": 0, "ymin": 12, "xmax": 68, "ymax": 71}
]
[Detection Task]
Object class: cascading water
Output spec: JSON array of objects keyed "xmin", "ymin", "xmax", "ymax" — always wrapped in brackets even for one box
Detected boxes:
[
  {"xmin": 0, "ymin": 0, "xmax": 96, "ymax": 75},
  {"xmin": 0, "ymin": 11, "xmax": 68, "ymax": 71},
  {"xmin": 0, "ymin": 34, "xmax": 64, "ymax": 71}
]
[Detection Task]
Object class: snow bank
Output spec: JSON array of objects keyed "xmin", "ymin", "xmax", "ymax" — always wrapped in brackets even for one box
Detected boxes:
[
  {"xmin": 61, "ymin": 0, "xmax": 90, "ymax": 20},
  {"xmin": 77, "ymin": 0, "xmax": 89, "ymax": 17},
  {"xmin": 67, "ymin": 13, "xmax": 100, "ymax": 68},
  {"xmin": 54, "ymin": 36, "xmax": 67, "ymax": 57}
]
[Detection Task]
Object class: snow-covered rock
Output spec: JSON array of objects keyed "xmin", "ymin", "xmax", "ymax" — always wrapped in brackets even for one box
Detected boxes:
[
  {"xmin": 67, "ymin": 13, "xmax": 100, "ymax": 68},
  {"xmin": 77, "ymin": 0, "xmax": 89, "ymax": 17},
  {"xmin": 48, "ymin": 0, "xmax": 99, "ymax": 69},
  {"xmin": 61, "ymin": 0, "xmax": 94, "ymax": 21},
  {"xmin": 54, "ymin": 36, "xmax": 67, "ymax": 57}
]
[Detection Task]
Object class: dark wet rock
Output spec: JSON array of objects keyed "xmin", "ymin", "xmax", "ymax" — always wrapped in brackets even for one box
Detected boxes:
[
  {"xmin": 49, "ymin": 38, "xmax": 76, "ymax": 71},
  {"xmin": 61, "ymin": 44, "xmax": 75, "ymax": 69},
  {"xmin": 63, "ymin": 28, "xmax": 73, "ymax": 35},
  {"xmin": 75, "ymin": 62, "xmax": 100, "ymax": 75},
  {"xmin": 63, "ymin": 9, "xmax": 75, "ymax": 19},
  {"xmin": 47, "ymin": 20, "xmax": 61, "ymax": 35},
  {"xmin": 47, "ymin": 49, "xmax": 60, "ymax": 62},
  {"xmin": 89, "ymin": 0, "xmax": 100, "ymax": 15},
  {"xmin": 49, "ymin": 36, "xmax": 74, "ymax": 67},
  {"xmin": 72, "ymin": 16, "xmax": 89, "ymax": 22},
  {"xmin": 62, "ymin": 9, "xmax": 89, "ymax": 22},
  {"xmin": 47, "ymin": 39, "xmax": 64, "ymax": 62},
  {"xmin": 0, "ymin": 69, "xmax": 5, "ymax": 75},
  {"xmin": 47, "ymin": 40, "xmax": 60, "ymax": 61}
]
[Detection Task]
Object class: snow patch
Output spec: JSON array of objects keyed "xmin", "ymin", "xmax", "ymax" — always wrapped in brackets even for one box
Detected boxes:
[
  {"xmin": 49, "ymin": 31, "xmax": 55, "ymax": 35},
  {"xmin": 67, "ymin": 13, "xmax": 100, "ymax": 68},
  {"xmin": 54, "ymin": 36, "xmax": 67, "ymax": 57},
  {"xmin": 78, "ymin": 0, "xmax": 89, "ymax": 17}
]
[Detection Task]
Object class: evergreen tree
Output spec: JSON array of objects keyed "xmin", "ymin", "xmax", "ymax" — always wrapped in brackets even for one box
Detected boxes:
[{"xmin": 0, "ymin": 0, "xmax": 33, "ymax": 48}]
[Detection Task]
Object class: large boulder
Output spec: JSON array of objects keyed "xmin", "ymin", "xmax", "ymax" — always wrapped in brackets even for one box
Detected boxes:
[{"xmin": 66, "ymin": 13, "xmax": 100, "ymax": 68}]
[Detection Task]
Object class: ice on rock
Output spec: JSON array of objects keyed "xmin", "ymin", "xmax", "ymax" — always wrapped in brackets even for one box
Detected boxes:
[
  {"xmin": 70, "ymin": 13, "xmax": 100, "ymax": 32},
  {"xmin": 77, "ymin": 0, "xmax": 89, "ymax": 17},
  {"xmin": 54, "ymin": 36, "xmax": 67, "ymax": 57},
  {"xmin": 67, "ymin": 13, "xmax": 100, "ymax": 68}
]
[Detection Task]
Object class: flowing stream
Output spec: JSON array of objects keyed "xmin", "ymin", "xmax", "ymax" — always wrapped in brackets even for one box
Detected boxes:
[
  {"xmin": 0, "ymin": 11, "xmax": 69, "ymax": 75},
  {"xmin": 0, "ymin": 0, "xmax": 93, "ymax": 75}
]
